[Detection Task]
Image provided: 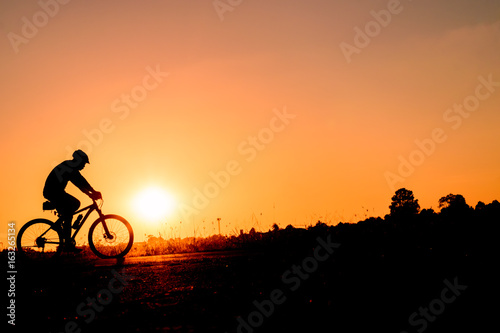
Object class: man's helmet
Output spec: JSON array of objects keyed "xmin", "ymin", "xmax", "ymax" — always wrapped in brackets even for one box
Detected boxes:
[{"xmin": 73, "ymin": 149, "xmax": 90, "ymax": 164}]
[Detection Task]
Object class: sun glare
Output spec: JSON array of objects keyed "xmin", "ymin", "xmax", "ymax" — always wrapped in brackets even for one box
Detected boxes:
[{"xmin": 133, "ymin": 187, "xmax": 176, "ymax": 222}]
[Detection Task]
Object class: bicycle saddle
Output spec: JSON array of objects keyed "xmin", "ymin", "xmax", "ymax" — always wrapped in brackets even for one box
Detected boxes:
[{"xmin": 42, "ymin": 201, "xmax": 56, "ymax": 211}]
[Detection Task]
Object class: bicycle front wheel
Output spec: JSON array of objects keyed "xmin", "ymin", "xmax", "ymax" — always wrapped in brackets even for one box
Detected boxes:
[
  {"xmin": 17, "ymin": 219, "xmax": 62, "ymax": 261},
  {"xmin": 88, "ymin": 215, "xmax": 134, "ymax": 259}
]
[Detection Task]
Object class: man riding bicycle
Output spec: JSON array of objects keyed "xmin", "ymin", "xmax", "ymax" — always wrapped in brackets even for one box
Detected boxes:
[{"xmin": 43, "ymin": 150, "xmax": 101, "ymax": 250}]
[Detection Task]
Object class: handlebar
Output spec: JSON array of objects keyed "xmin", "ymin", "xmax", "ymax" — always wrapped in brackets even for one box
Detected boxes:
[{"xmin": 91, "ymin": 194, "xmax": 104, "ymax": 209}]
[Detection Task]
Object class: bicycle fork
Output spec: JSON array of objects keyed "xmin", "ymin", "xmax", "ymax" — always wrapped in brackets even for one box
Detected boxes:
[{"xmin": 98, "ymin": 212, "xmax": 114, "ymax": 240}]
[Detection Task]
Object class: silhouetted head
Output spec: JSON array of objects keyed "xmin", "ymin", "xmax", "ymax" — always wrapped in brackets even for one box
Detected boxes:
[{"xmin": 72, "ymin": 149, "xmax": 90, "ymax": 170}]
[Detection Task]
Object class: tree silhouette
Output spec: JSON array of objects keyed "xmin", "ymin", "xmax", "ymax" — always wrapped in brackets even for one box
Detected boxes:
[
  {"xmin": 389, "ymin": 188, "xmax": 420, "ymax": 217},
  {"xmin": 475, "ymin": 201, "xmax": 486, "ymax": 211},
  {"xmin": 438, "ymin": 193, "xmax": 469, "ymax": 210},
  {"xmin": 420, "ymin": 208, "xmax": 436, "ymax": 218},
  {"xmin": 438, "ymin": 193, "xmax": 467, "ymax": 209},
  {"xmin": 438, "ymin": 193, "xmax": 471, "ymax": 217}
]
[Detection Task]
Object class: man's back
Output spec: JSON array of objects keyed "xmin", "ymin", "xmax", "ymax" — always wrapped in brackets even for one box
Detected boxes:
[{"xmin": 43, "ymin": 160, "xmax": 91, "ymax": 199}]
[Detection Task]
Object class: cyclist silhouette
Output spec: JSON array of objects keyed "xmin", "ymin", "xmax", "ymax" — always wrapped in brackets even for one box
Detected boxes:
[{"xmin": 43, "ymin": 150, "xmax": 101, "ymax": 250}]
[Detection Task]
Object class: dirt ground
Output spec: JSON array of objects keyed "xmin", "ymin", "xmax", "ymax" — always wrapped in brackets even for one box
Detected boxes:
[{"xmin": 11, "ymin": 225, "xmax": 494, "ymax": 333}]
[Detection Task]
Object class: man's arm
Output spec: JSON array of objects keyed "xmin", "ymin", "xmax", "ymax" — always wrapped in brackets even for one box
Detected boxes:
[{"xmin": 71, "ymin": 171, "xmax": 100, "ymax": 198}]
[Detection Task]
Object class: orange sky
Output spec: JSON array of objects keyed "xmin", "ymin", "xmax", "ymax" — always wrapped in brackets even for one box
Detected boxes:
[{"xmin": 1, "ymin": 0, "xmax": 499, "ymax": 244}]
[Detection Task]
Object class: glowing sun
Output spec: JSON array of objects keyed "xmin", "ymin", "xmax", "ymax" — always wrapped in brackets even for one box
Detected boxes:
[{"xmin": 133, "ymin": 187, "xmax": 176, "ymax": 221}]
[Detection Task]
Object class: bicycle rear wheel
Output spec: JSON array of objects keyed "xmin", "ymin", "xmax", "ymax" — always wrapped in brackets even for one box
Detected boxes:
[
  {"xmin": 17, "ymin": 219, "xmax": 62, "ymax": 260},
  {"xmin": 88, "ymin": 214, "xmax": 134, "ymax": 259}
]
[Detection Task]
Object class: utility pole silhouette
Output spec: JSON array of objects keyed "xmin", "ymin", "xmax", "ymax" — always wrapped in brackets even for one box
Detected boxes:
[{"xmin": 217, "ymin": 217, "xmax": 221, "ymax": 235}]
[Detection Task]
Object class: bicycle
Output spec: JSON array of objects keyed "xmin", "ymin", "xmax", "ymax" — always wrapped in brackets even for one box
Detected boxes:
[{"xmin": 17, "ymin": 197, "xmax": 134, "ymax": 260}]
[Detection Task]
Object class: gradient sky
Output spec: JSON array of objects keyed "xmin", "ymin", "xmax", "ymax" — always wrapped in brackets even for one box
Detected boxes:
[{"xmin": 1, "ymin": 0, "xmax": 499, "ymax": 244}]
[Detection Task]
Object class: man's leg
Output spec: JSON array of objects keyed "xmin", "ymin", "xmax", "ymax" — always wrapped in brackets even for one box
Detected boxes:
[{"xmin": 53, "ymin": 193, "xmax": 80, "ymax": 244}]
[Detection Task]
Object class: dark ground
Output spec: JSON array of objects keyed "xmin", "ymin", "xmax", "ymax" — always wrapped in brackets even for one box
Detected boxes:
[{"xmin": 8, "ymin": 212, "xmax": 497, "ymax": 333}]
